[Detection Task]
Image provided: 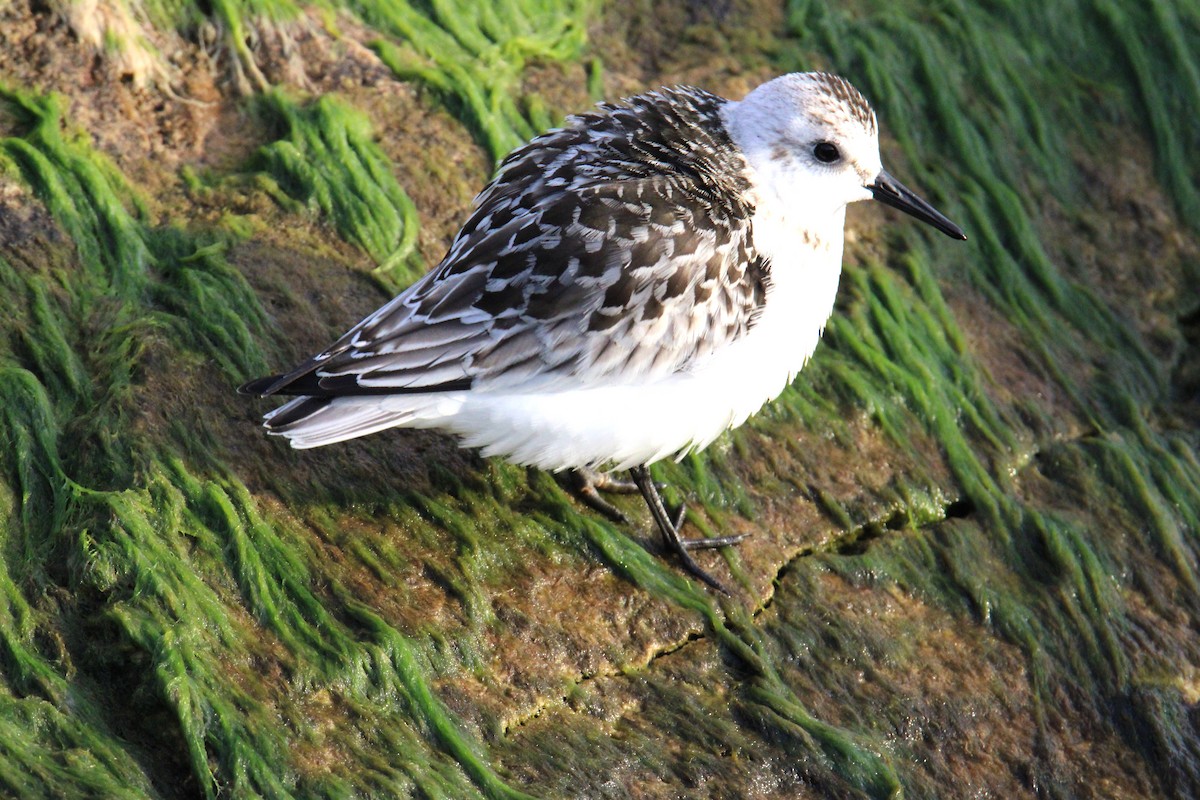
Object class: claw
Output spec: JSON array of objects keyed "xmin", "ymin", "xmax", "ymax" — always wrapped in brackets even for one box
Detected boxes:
[
  {"xmin": 557, "ymin": 467, "xmax": 634, "ymax": 522},
  {"xmin": 670, "ymin": 501, "xmax": 686, "ymax": 532},
  {"xmin": 681, "ymin": 532, "xmax": 749, "ymax": 551},
  {"xmin": 628, "ymin": 465, "xmax": 745, "ymax": 594},
  {"xmin": 585, "ymin": 469, "xmax": 640, "ymax": 495}
]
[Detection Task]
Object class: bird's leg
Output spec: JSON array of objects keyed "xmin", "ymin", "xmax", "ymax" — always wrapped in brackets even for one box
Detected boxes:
[
  {"xmin": 558, "ymin": 467, "xmax": 640, "ymax": 523},
  {"xmin": 628, "ymin": 465, "xmax": 747, "ymax": 593}
]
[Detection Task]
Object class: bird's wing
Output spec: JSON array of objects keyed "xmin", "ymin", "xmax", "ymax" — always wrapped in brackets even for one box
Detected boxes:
[
  {"xmin": 247, "ymin": 87, "xmax": 771, "ymax": 397},
  {"xmin": 249, "ymin": 176, "xmax": 769, "ymax": 398}
]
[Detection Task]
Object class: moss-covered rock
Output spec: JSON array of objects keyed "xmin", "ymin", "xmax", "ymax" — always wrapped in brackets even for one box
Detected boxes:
[{"xmin": 0, "ymin": 0, "xmax": 1197, "ymax": 797}]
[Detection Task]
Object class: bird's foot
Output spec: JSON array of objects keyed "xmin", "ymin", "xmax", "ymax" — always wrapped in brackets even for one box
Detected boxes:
[
  {"xmin": 629, "ymin": 466, "xmax": 749, "ymax": 594},
  {"xmin": 558, "ymin": 467, "xmax": 640, "ymax": 523},
  {"xmin": 663, "ymin": 502, "xmax": 749, "ymax": 591}
]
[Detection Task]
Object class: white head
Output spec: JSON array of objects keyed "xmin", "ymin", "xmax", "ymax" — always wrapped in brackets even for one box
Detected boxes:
[{"xmin": 722, "ymin": 72, "xmax": 965, "ymax": 240}]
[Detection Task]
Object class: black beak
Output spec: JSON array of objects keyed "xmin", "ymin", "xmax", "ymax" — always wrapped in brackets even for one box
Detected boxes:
[{"xmin": 870, "ymin": 169, "xmax": 966, "ymax": 240}]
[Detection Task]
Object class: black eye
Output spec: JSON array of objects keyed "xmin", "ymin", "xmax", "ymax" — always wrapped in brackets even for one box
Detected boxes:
[{"xmin": 813, "ymin": 142, "xmax": 841, "ymax": 163}]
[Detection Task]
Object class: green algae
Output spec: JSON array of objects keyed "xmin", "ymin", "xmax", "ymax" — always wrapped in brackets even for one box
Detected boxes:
[
  {"xmin": 0, "ymin": 89, "xmax": 268, "ymax": 383},
  {"xmin": 0, "ymin": 692, "xmax": 155, "ymax": 798},
  {"xmin": 717, "ymin": 0, "xmax": 1200, "ymax": 793},
  {"xmin": 0, "ymin": 92, "xmax": 150, "ymax": 295},
  {"xmin": 252, "ymin": 91, "xmax": 425, "ymax": 287},
  {"xmin": 364, "ymin": 0, "xmax": 594, "ymax": 163},
  {"xmin": 0, "ymin": 85, "xmax": 536, "ymax": 798},
  {"xmin": 1, "ymin": 0, "xmax": 1200, "ymax": 797}
]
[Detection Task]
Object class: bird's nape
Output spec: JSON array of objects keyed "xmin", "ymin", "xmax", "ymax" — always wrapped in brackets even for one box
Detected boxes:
[{"xmin": 870, "ymin": 169, "xmax": 966, "ymax": 240}]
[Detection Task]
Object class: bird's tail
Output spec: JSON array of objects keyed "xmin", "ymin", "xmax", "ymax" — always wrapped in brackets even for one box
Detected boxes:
[
  {"xmin": 240, "ymin": 368, "xmax": 469, "ymax": 449},
  {"xmin": 259, "ymin": 396, "xmax": 418, "ymax": 449}
]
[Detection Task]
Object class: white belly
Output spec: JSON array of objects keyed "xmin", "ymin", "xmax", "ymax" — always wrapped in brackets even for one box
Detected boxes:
[
  {"xmin": 283, "ymin": 208, "xmax": 849, "ymax": 468},
  {"xmin": 425, "ymin": 220, "xmax": 846, "ymax": 470}
]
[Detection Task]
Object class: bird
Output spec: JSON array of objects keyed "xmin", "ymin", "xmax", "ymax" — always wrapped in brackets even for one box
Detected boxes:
[{"xmin": 240, "ymin": 72, "xmax": 966, "ymax": 593}]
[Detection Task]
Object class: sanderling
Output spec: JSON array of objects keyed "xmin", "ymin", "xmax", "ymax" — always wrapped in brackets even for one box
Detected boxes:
[{"xmin": 241, "ymin": 72, "xmax": 965, "ymax": 593}]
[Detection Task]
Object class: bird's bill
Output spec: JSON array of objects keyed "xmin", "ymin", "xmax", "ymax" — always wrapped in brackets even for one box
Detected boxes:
[{"xmin": 870, "ymin": 170, "xmax": 966, "ymax": 240}]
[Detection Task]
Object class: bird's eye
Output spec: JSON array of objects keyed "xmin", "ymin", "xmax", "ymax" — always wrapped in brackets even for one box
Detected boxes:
[{"xmin": 813, "ymin": 142, "xmax": 841, "ymax": 163}]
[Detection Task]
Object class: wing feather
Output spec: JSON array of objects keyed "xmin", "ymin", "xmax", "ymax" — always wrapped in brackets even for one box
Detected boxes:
[{"xmin": 245, "ymin": 86, "xmax": 771, "ymax": 401}]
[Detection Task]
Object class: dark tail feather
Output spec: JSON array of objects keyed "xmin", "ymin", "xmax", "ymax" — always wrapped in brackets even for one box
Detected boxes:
[
  {"xmin": 239, "ymin": 347, "xmax": 340, "ymax": 396},
  {"xmin": 238, "ymin": 375, "xmax": 287, "ymax": 396},
  {"xmin": 239, "ymin": 371, "xmax": 473, "ymax": 397}
]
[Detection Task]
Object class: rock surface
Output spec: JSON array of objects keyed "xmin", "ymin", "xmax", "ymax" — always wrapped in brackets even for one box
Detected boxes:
[{"xmin": 0, "ymin": 0, "xmax": 1197, "ymax": 797}]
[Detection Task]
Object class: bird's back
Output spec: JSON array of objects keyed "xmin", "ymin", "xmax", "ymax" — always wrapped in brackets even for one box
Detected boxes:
[{"xmin": 257, "ymin": 87, "xmax": 773, "ymax": 408}]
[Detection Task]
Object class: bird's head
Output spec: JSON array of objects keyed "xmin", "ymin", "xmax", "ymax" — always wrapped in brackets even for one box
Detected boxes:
[{"xmin": 723, "ymin": 72, "xmax": 965, "ymax": 240}]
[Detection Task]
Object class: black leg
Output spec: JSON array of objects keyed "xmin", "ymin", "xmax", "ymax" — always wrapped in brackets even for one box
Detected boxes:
[{"xmin": 628, "ymin": 465, "xmax": 747, "ymax": 594}]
